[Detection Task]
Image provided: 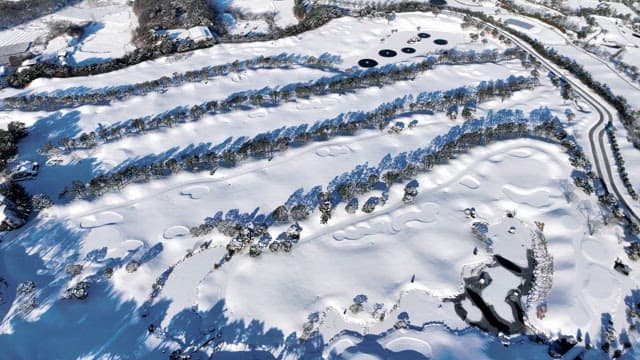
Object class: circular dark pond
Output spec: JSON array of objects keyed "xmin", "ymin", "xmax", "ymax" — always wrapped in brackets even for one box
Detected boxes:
[
  {"xmin": 417, "ymin": 32, "xmax": 431, "ymax": 38},
  {"xmin": 401, "ymin": 47, "xmax": 416, "ymax": 54},
  {"xmin": 378, "ymin": 49, "xmax": 398, "ymax": 57},
  {"xmin": 358, "ymin": 58, "xmax": 379, "ymax": 68},
  {"xmin": 434, "ymin": 39, "xmax": 448, "ymax": 45}
]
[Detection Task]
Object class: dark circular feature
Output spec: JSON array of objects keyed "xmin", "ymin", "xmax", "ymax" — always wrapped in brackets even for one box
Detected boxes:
[
  {"xmin": 358, "ymin": 58, "xmax": 379, "ymax": 68},
  {"xmin": 417, "ymin": 32, "xmax": 431, "ymax": 38},
  {"xmin": 378, "ymin": 49, "xmax": 398, "ymax": 57},
  {"xmin": 401, "ymin": 47, "xmax": 416, "ymax": 54},
  {"xmin": 434, "ymin": 39, "xmax": 448, "ymax": 45}
]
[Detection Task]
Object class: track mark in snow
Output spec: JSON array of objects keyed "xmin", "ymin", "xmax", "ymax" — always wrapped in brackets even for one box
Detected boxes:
[
  {"xmin": 79, "ymin": 211, "xmax": 123, "ymax": 228},
  {"xmin": 459, "ymin": 175, "xmax": 480, "ymax": 189},
  {"xmin": 180, "ymin": 185, "xmax": 210, "ymax": 199},
  {"xmin": 391, "ymin": 202, "xmax": 440, "ymax": 231},
  {"xmin": 580, "ymin": 239, "xmax": 612, "ymax": 264},
  {"xmin": 333, "ymin": 216, "xmax": 391, "ymax": 241},
  {"xmin": 488, "ymin": 154, "xmax": 503, "ymax": 163},
  {"xmin": 582, "ymin": 264, "xmax": 620, "ymax": 300},
  {"xmin": 295, "ymin": 98, "xmax": 335, "ymax": 110},
  {"xmin": 502, "ymin": 185, "xmax": 551, "ymax": 208},
  {"xmin": 316, "ymin": 145, "xmax": 353, "ymax": 157},
  {"xmin": 333, "ymin": 202, "xmax": 439, "ymax": 241},
  {"xmin": 163, "ymin": 225, "xmax": 189, "ymax": 239}
]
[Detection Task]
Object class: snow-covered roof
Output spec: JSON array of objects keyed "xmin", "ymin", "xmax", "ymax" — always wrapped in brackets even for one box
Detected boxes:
[{"xmin": 165, "ymin": 26, "xmax": 213, "ymax": 42}]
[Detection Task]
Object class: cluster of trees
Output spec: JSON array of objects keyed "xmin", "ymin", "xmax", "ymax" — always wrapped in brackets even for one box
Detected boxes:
[
  {"xmin": 0, "ymin": 121, "xmax": 32, "ymax": 231},
  {"xmin": 61, "ymin": 281, "xmax": 89, "ymax": 300},
  {"xmin": 0, "ymin": 121, "xmax": 28, "ymax": 171},
  {"xmin": 0, "ymin": 0, "xmax": 81, "ymax": 30},
  {"xmin": 218, "ymin": 5, "xmax": 345, "ymax": 44},
  {"xmin": 57, "ymin": 76, "xmax": 537, "ymax": 200},
  {"xmin": 16, "ymin": 281, "xmax": 38, "ymax": 314},
  {"xmin": 552, "ymin": 119, "xmax": 634, "ymax": 230},
  {"xmin": 0, "ymin": 183, "xmax": 32, "ymax": 231},
  {"xmin": 605, "ymin": 123, "xmax": 638, "ymax": 200},
  {"xmin": 132, "ymin": 0, "xmax": 224, "ymax": 46},
  {"xmin": 4, "ymin": 53, "xmax": 342, "ymax": 111},
  {"xmin": 43, "ymin": 48, "xmax": 526, "ymax": 153}
]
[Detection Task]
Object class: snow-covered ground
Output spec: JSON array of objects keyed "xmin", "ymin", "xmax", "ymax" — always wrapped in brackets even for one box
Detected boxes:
[
  {"xmin": 1, "ymin": 11, "xmax": 502, "ymax": 98},
  {"xmin": 0, "ymin": 6, "xmax": 639, "ymax": 360},
  {"xmin": 0, "ymin": 0, "xmax": 136, "ymax": 66}
]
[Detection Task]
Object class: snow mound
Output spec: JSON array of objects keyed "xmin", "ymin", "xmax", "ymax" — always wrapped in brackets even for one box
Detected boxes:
[
  {"xmin": 459, "ymin": 175, "xmax": 480, "ymax": 189},
  {"xmin": 502, "ymin": 185, "xmax": 551, "ymax": 208},
  {"xmin": 79, "ymin": 211, "xmax": 123, "ymax": 228},
  {"xmin": 316, "ymin": 145, "xmax": 353, "ymax": 157}
]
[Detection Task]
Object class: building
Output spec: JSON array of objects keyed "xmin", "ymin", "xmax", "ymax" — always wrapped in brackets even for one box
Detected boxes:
[
  {"xmin": 165, "ymin": 26, "xmax": 214, "ymax": 43},
  {"xmin": 185, "ymin": 26, "xmax": 213, "ymax": 42}
]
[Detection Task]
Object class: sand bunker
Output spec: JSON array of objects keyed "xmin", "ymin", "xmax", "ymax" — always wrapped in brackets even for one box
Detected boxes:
[
  {"xmin": 80, "ymin": 211, "xmax": 123, "ymax": 228},
  {"xmin": 316, "ymin": 145, "xmax": 353, "ymax": 157},
  {"xmin": 459, "ymin": 175, "xmax": 480, "ymax": 189},
  {"xmin": 163, "ymin": 225, "xmax": 190, "ymax": 239}
]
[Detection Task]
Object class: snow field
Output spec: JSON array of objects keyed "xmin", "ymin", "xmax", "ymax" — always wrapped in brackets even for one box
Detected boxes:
[
  {"xmin": 0, "ymin": 7, "xmax": 638, "ymax": 358},
  {"xmin": 0, "ymin": 12, "xmax": 508, "ymax": 98}
]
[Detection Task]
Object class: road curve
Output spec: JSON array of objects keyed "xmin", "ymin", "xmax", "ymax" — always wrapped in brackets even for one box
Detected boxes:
[{"xmin": 473, "ymin": 18, "xmax": 640, "ymax": 227}]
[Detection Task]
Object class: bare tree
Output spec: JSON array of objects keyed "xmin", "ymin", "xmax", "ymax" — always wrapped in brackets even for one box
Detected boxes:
[{"xmin": 558, "ymin": 179, "xmax": 576, "ymax": 203}]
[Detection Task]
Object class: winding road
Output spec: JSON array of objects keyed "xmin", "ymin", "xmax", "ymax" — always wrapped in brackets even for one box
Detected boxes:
[
  {"xmin": 322, "ymin": 0, "xmax": 640, "ymax": 226},
  {"xmin": 476, "ymin": 19, "xmax": 640, "ymax": 227}
]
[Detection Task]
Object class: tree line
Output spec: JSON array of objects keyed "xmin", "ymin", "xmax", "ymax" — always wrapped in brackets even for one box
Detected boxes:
[
  {"xmin": 0, "ymin": 122, "xmax": 32, "ymax": 230},
  {"xmin": 199, "ymin": 105, "xmax": 637, "ymax": 261},
  {"xmin": 147, "ymin": 107, "xmax": 562, "ymax": 305},
  {"xmin": 3, "ymin": 53, "xmax": 342, "ymax": 111},
  {"xmin": 605, "ymin": 122, "xmax": 638, "ymax": 200},
  {"xmin": 144, "ymin": 105, "xmax": 640, "ymax": 315},
  {"xmin": 41, "ymin": 47, "xmax": 527, "ymax": 154},
  {"xmin": 56, "ymin": 75, "xmax": 537, "ymax": 201}
]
